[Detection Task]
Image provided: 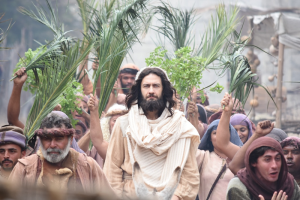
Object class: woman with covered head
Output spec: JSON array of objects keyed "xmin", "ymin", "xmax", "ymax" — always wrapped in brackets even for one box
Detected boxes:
[
  {"xmin": 227, "ymin": 136, "xmax": 300, "ymax": 200},
  {"xmin": 230, "ymin": 114, "xmax": 254, "ymax": 144},
  {"xmin": 196, "ymin": 93, "xmax": 243, "ymax": 200}
]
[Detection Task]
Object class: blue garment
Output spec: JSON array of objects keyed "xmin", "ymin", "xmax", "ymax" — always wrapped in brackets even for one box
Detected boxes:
[{"xmin": 198, "ymin": 119, "xmax": 243, "ymax": 151}]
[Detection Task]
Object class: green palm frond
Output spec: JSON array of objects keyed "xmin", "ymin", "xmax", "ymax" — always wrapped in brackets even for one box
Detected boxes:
[
  {"xmin": 24, "ymin": 41, "xmax": 94, "ymax": 140},
  {"xmin": 153, "ymin": 1, "xmax": 197, "ymax": 53},
  {"xmin": 0, "ymin": 13, "xmax": 13, "ymax": 53},
  {"xmin": 86, "ymin": 0, "xmax": 149, "ymax": 115},
  {"xmin": 199, "ymin": 4, "xmax": 239, "ymax": 67},
  {"xmin": 18, "ymin": 1, "xmax": 64, "ymax": 37},
  {"xmin": 12, "ymin": 0, "xmax": 75, "ymax": 82},
  {"xmin": 220, "ymin": 30, "xmax": 276, "ymax": 108}
]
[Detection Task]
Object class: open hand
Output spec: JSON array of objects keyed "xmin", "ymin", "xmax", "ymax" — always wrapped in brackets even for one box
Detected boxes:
[
  {"xmin": 255, "ymin": 120, "xmax": 274, "ymax": 137},
  {"xmin": 259, "ymin": 190, "xmax": 287, "ymax": 200},
  {"xmin": 87, "ymin": 94, "xmax": 99, "ymax": 112},
  {"xmin": 221, "ymin": 92, "xmax": 233, "ymax": 112},
  {"xmin": 14, "ymin": 67, "xmax": 27, "ymax": 86}
]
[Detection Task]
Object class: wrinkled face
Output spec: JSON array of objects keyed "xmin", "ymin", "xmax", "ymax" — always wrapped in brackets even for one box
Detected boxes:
[
  {"xmin": 39, "ymin": 127, "xmax": 72, "ymax": 163},
  {"xmin": 234, "ymin": 125, "xmax": 249, "ymax": 143},
  {"xmin": 121, "ymin": 73, "xmax": 136, "ymax": 89},
  {"xmin": 283, "ymin": 145, "xmax": 300, "ymax": 176},
  {"xmin": 141, "ymin": 73, "xmax": 163, "ymax": 102},
  {"xmin": 109, "ymin": 114, "xmax": 122, "ymax": 134},
  {"xmin": 74, "ymin": 125, "xmax": 85, "ymax": 141},
  {"xmin": 251, "ymin": 149, "xmax": 282, "ymax": 183},
  {"xmin": 0, "ymin": 144, "xmax": 25, "ymax": 171}
]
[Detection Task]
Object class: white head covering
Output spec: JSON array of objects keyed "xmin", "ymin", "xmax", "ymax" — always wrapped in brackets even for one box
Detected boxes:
[{"xmin": 135, "ymin": 66, "xmax": 170, "ymax": 81}]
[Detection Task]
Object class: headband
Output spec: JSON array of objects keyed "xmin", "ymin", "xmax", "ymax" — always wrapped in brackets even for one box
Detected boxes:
[
  {"xmin": 35, "ymin": 128, "xmax": 76, "ymax": 137},
  {"xmin": 120, "ymin": 68, "xmax": 139, "ymax": 75}
]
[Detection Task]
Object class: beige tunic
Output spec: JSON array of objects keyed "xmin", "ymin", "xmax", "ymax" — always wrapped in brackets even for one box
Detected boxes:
[
  {"xmin": 196, "ymin": 150, "xmax": 234, "ymax": 200},
  {"xmin": 103, "ymin": 118, "xmax": 200, "ymax": 200}
]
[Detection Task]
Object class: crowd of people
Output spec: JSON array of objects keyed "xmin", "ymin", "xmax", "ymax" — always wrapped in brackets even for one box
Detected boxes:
[{"xmin": 1, "ymin": 63, "xmax": 300, "ymax": 200}]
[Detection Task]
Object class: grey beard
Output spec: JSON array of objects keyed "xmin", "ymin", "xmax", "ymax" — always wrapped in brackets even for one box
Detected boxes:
[{"xmin": 40, "ymin": 137, "xmax": 71, "ymax": 163}]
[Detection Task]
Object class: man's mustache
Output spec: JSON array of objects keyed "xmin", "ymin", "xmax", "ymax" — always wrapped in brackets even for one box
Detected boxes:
[
  {"xmin": 147, "ymin": 94, "xmax": 158, "ymax": 98},
  {"xmin": 2, "ymin": 159, "xmax": 13, "ymax": 164}
]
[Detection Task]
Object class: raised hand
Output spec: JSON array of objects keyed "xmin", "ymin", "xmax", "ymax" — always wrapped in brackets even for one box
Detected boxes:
[
  {"xmin": 255, "ymin": 120, "xmax": 274, "ymax": 137},
  {"xmin": 53, "ymin": 104, "xmax": 62, "ymax": 111},
  {"xmin": 187, "ymin": 101, "xmax": 197, "ymax": 116},
  {"xmin": 14, "ymin": 67, "xmax": 28, "ymax": 86},
  {"xmin": 259, "ymin": 190, "xmax": 288, "ymax": 200},
  {"xmin": 87, "ymin": 94, "xmax": 99, "ymax": 113},
  {"xmin": 221, "ymin": 92, "xmax": 233, "ymax": 112}
]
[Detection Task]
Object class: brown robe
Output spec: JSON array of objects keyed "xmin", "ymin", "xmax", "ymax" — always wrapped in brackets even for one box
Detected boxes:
[{"xmin": 8, "ymin": 148, "xmax": 113, "ymax": 194}]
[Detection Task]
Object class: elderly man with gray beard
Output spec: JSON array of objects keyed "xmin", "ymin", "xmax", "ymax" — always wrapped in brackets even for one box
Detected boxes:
[{"xmin": 8, "ymin": 111, "xmax": 113, "ymax": 194}]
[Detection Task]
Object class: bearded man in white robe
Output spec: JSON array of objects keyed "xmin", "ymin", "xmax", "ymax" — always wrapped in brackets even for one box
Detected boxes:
[{"xmin": 101, "ymin": 67, "xmax": 200, "ymax": 200}]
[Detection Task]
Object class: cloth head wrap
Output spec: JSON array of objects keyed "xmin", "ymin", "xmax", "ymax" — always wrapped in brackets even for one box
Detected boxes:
[
  {"xmin": 75, "ymin": 120, "xmax": 87, "ymax": 133},
  {"xmin": 100, "ymin": 104, "xmax": 127, "ymax": 142},
  {"xmin": 281, "ymin": 136, "xmax": 300, "ymax": 149},
  {"xmin": 119, "ymin": 63, "xmax": 139, "ymax": 76},
  {"xmin": 135, "ymin": 66, "xmax": 170, "ymax": 81},
  {"xmin": 34, "ymin": 111, "xmax": 84, "ymax": 153},
  {"xmin": 265, "ymin": 128, "xmax": 288, "ymax": 142},
  {"xmin": 198, "ymin": 119, "xmax": 243, "ymax": 151},
  {"xmin": 76, "ymin": 93, "xmax": 89, "ymax": 103},
  {"xmin": 230, "ymin": 114, "xmax": 253, "ymax": 140},
  {"xmin": 237, "ymin": 137, "xmax": 295, "ymax": 200},
  {"xmin": 0, "ymin": 126, "xmax": 26, "ymax": 148}
]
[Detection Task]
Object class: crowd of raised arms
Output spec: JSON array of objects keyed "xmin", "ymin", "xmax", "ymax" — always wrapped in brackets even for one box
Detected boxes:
[{"xmin": 1, "ymin": 64, "xmax": 300, "ymax": 200}]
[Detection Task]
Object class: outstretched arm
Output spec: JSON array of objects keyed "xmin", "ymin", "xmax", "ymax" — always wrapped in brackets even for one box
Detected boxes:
[
  {"xmin": 228, "ymin": 120, "xmax": 274, "ymax": 174},
  {"xmin": 88, "ymin": 94, "xmax": 109, "ymax": 159},
  {"xmin": 215, "ymin": 93, "xmax": 240, "ymax": 160},
  {"xmin": 7, "ymin": 67, "xmax": 27, "ymax": 129}
]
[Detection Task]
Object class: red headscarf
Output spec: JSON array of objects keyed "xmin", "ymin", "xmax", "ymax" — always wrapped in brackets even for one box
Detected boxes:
[{"xmin": 237, "ymin": 137, "xmax": 295, "ymax": 200}]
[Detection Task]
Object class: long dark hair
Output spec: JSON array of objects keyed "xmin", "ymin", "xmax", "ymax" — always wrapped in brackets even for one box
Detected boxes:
[{"xmin": 125, "ymin": 68, "xmax": 176, "ymax": 117}]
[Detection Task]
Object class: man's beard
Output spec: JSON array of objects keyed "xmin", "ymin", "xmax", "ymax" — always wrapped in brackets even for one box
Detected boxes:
[
  {"xmin": 121, "ymin": 81, "xmax": 131, "ymax": 94},
  {"xmin": 1, "ymin": 158, "xmax": 15, "ymax": 171},
  {"xmin": 40, "ymin": 137, "xmax": 71, "ymax": 163},
  {"xmin": 140, "ymin": 94, "xmax": 165, "ymax": 114}
]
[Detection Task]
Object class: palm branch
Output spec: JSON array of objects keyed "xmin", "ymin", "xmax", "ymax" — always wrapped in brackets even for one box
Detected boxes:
[
  {"xmin": 220, "ymin": 30, "xmax": 276, "ymax": 108},
  {"xmin": 24, "ymin": 41, "xmax": 94, "ymax": 140},
  {"xmin": 152, "ymin": 1, "xmax": 197, "ymax": 56},
  {"xmin": 86, "ymin": 0, "xmax": 149, "ymax": 115},
  {"xmin": 199, "ymin": 4, "xmax": 239, "ymax": 67},
  {"xmin": 11, "ymin": 0, "xmax": 75, "ymax": 81},
  {"xmin": 0, "ymin": 13, "xmax": 13, "ymax": 52}
]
